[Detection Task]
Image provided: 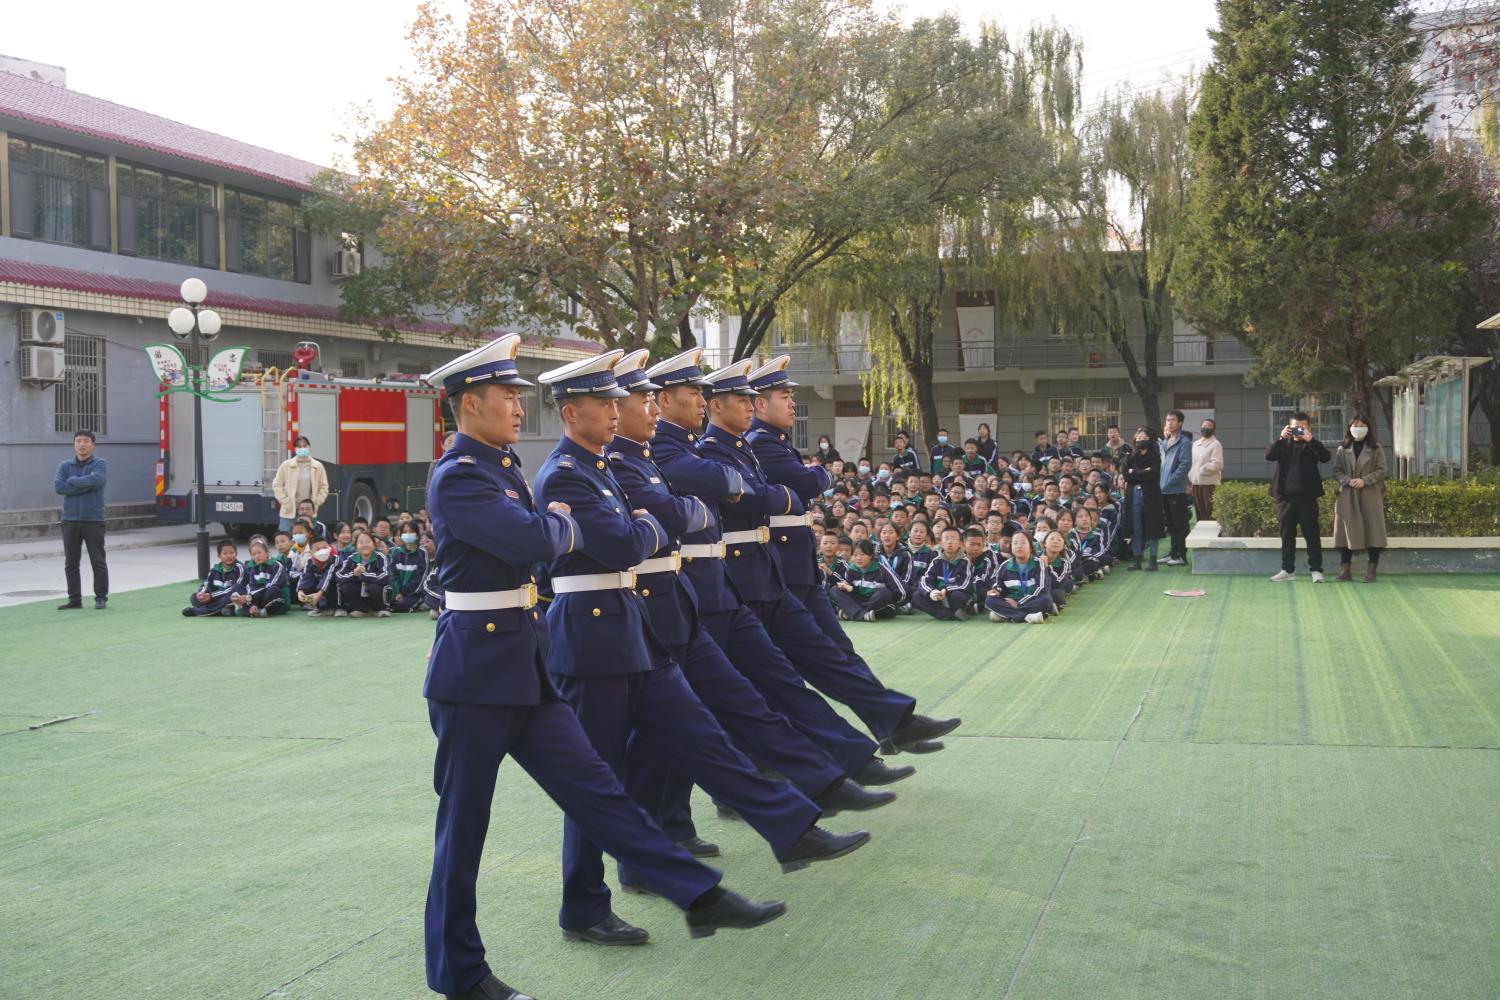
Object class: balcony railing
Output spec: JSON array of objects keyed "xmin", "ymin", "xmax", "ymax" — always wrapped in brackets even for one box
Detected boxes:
[{"xmin": 771, "ymin": 333, "xmax": 1254, "ymax": 377}]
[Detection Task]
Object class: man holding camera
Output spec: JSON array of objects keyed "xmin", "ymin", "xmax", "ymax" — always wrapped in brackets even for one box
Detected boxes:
[{"xmin": 1265, "ymin": 411, "xmax": 1332, "ymax": 583}]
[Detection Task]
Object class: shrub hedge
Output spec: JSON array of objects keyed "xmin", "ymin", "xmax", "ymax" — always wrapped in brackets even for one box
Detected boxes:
[{"xmin": 1211, "ymin": 478, "xmax": 1500, "ymax": 538}]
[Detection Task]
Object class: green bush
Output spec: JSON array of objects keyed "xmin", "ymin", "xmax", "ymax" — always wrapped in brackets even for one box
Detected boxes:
[{"xmin": 1211, "ymin": 479, "xmax": 1500, "ymax": 537}]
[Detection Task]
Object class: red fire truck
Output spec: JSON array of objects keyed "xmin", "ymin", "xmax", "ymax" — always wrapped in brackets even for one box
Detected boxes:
[{"xmin": 155, "ymin": 371, "xmax": 445, "ymax": 534}]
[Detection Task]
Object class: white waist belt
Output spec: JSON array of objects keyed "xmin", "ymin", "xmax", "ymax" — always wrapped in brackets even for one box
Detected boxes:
[
  {"xmin": 551, "ymin": 571, "xmax": 637, "ymax": 593},
  {"xmin": 680, "ymin": 542, "xmax": 726, "ymax": 559},
  {"xmin": 634, "ymin": 554, "xmax": 683, "ymax": 575},
  {"xmin": 768, "ymin": 513, "xmax": 814, "ymax": 528},
  {"xmin": 445, "ymin": 585, "xmax": 538, "ymax": 611},
  {"xmin": 722, "ymin": 527, "xmax": 771, "ymax": 545}
]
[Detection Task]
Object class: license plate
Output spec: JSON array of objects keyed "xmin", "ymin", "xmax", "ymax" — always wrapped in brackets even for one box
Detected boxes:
[{"xmin": 214, "ymin": 501, "xmax": 245, "ymax": 512}]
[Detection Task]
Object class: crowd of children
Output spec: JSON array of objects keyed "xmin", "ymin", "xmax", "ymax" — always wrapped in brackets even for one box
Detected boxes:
[
  {"xmin": 811, "ymin": 424, "xmax": 1155, "ymax": 626},
  {"xmin": 181, "ymin": 507, "xmax": 443, "ymax": 620}
]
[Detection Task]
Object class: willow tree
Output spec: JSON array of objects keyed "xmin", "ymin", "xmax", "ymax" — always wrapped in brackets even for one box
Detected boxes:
[
  {"xmin": 776, "ymin": 23, "xmax": 1071, "ymax": 444},
  {"xmin": 990, "ymin": 79, "xmax": 1195, "ymax": 431},
  {"xmin": 337, "ymin": 0, "xmax": 879, "ymax": 350}
]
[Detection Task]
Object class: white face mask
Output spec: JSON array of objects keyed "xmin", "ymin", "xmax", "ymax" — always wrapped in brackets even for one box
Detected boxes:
[{"xmin": 1350, "ymin": 426, "xmax": 1368, "ymax": 441}]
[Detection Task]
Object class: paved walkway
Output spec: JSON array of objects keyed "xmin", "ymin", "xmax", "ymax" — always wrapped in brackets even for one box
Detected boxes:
[{"xmin": 0, "ymin": 524, "xmax": 204, "ymax": 607}]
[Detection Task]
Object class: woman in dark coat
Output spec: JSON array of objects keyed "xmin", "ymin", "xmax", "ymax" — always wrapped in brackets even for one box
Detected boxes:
[{"xmin": 1120, "ymin": 426, "xmax": 1165, "ymax": 571}]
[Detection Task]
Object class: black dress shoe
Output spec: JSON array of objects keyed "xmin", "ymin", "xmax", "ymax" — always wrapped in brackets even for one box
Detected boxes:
[
  {"xmin": 883, "ymin": 714, "xmax": 961, "ymax": 753},
  {"xmin": 677, "ymin": 835, "xmax": 720, "ymax": 858},
  {"xmin": 715, "ymin": 804, "xmax": 742, "ymax": 822},
  {"xmin": 777, "ymin": 825, "xmax": 870, "ymax": 873},
  {"xmin": 685, "ymin": 889, "xmax": 787, "ymax": 939},
  {"xmin": 561, "ymin": 912, "xmax": 650, "ymax": 946},
  {"xmin": 445, "ymin": 972, "xmax": 535, "ymax": 1000},
  {"xmin": 94, "ymin": 597, "xmax": 108, "ymax": 609},
  {"xmin": 814, "ymin": 779, "xmax": 895, "ymax": 817},
  {"xmin": 57, "ymin": 601, "xmax": 83, "ymax": 610},
  {"xmin": 853, "ymin": 756, "xmax": 915, "ymax": 785},
  {"xmin": 883, "ymin": 738, "xmax": 944, "ymax": 755}
]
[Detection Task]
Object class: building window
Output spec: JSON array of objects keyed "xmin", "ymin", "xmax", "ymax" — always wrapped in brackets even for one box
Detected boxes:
[
  {"xmin": 256, "ymin": 349, "xmax": 296, "ymax": 371},
  {"xmin": 55, "ymin": 334, "xmax": 107, "ymax": 435},
  {"xmin": 774, "ymin": 313, "xmax": 810, "ymax": 347},
  {"xmin": 1270, "ymin": 392, "xmax": 1344, "ymax": 443},
  {"xmin": 341, "ymin": 359, "xmax": 365, "ymax": 378},
  {"xmin": 225, "ymin": 188, "xmax": 311, "ymax": 282},
  {"xmin": 792, "ymin": 409, "xmax": 809, "ymax": 451},
  {"xmin": 517, "ymin": 385, "xmax": 541, "ymax": 436},
  {"xmin": 7, "ymin": 136, "xmax": 108, "ymax": 248},
  {"xmin": 879, "ymin": 413, "xmax": 907, "ymax": 452},
  {"xmin": 1048, "ymin": 396, "xmax": 1121, "ymax": 453},
  {"xmin": 117, "ymin": 163, "xmax": 217, "ymax": 265}
]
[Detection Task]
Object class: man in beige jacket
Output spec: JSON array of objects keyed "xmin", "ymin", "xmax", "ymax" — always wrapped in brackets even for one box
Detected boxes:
[
  {"xmin": 1189, "ymin": 418, "xmax": 1224, "ymax": 520},
  {"xmin": 273, "ymin": 436, "xmax": 330, "ymax": 530}
]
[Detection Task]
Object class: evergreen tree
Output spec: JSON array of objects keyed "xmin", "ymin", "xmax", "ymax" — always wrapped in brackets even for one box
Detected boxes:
[{"xmin": 1175, "ymin": 0, "xmax": 1491, "ymax": 416}]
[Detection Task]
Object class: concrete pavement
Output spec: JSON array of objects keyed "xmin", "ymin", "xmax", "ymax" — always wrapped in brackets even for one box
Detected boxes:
[{"xmin": 0, "ymin": 524, "xmax": 215, "ymax": 608}]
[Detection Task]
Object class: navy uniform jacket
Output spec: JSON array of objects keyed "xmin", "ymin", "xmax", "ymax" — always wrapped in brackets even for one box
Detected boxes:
[
  {"xmin": 746, "ymin": 417, "xmax": 830, "ymax": 588},
  {"xmin": 605, "ymin": 434, "xmax": 711, "ymax": 649},
  {"xmin": 969, "ymin": 549, "xmax": 1001, "ymax": 592},
  {"xmin": 929, "ymin": 444, "xmax": 958, "ymax": 475},
  {"xmin": 197, "ymin": 560, "xmax": 245, "ymax": 597},
  {"xmin": 425, "ymin": 433, "xmax": 580, "ymax": 706},
  {"xmin": 920, "ymin": 555, "xmax": 976, "ymax": 603},
  {"xmin": 838, "ymin": 559, "xmax": 907, "ymax": 600},
  {"xmin": 992, "ymin": 557, "xmax": 1048, "ymax": 601},
  {"xmin": 533, "ymin": 435, "xmax": 669, "ymax": 677},
  {"xmin": 389, "ymin": 546, "xmax": 429, "ymax": 598},
  {"xmin": 697, "ymin": 423, "xmax": 802, "ymax": 603},
  {"xmin": 890, "ymin": 447, "xmax": 920, "ymax": 473},
  {"xmin": 336, "ymin": 550, "xmax": 391, "ymax": 586},
  {"xmin": 296, "ymin": 556, "xmax": 338, "ymax": 598},
  {"xmin": 651, "ymin": 418, "xmax": 748, "ymax": 615},
  {"xmin": 241, "ymin": 559, "xmax": 287, "ymax": 600}
]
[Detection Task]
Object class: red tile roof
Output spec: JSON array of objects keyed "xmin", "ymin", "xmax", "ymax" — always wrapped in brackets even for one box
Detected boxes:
[
  {"xmin": 0, "ymin": 258, "xmax": 604, "ymax": 354},
  {"xmin": 0, "ymin": 71, "xmax": 325, "ymax": 190}
]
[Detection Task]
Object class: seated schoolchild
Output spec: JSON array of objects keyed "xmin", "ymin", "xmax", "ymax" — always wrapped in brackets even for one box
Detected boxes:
[
  {"xmin": 1040, "ymin": 530, "xmax": 1077, "ymax": 609},
  {"xmin": 911, "ymin": 525, "xmax": 976, "ymax": 621},
  {"xmin": 906, "ymin": 521, "xmax": 937, "ymax": 589},
  {"xmin": 336, "ymin": 530, "xmax": 391, "ymax": 618},
  {"xmin": 295, "ymin": 499, "xmax": 329, "ymax": 541},
  {"xmin": 183, "ymin": 540, "xmax": 245, "ymax": 617},
  {"xmin": 420, "ymin": 532, "xmax": 444, "ymax": 619},
  {"xmin": 371, "ymin": 517, "xmax": 396, "ymax": 554},
  {"xmin": 236, "ymin": 538, "xmax": 289, "ymax": 618},
  {"xmin": 962, "ymin": 527, "xmax": 999, "ymax": 610},
  {"xmin": 286, "ymin": 520, "xmax": 313, "ymax": 575},
  {"xmin": 817, "ymin": 531, "xmax": 845, "ymax": 585},
  {"xmin": 331, "ymin": 522, "xmax": 356, "ymax": 561},
  {"xmin": 829, "ymin": 539, "xmax": 907, "ymax": 622},
  {"xmin": 875, "ymin": 523, "xmax": 912, "ymax": 593},
  {"xmin": 387, "ymin": 526, "xmax": 429, "ymax": 612},
  {"xmin": 295, "ymin": 540, "xmax": 340, "ymax": 617},
  {"xmin": 985, "ymin": 532, "xmax": 1055, "ymax": 625}
]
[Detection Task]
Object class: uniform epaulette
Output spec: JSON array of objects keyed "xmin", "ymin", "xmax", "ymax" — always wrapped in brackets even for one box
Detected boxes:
[
  {"xmin": 607, "ymin": 452, "xmax": 623, "ymax": 461},
  {"xmin": 456, "ymin": 454, "xmax": 477, "ymax": 464},
  {"xmin": 556, "ymin": 455, "xmax": 575, "ymax": 469},
  {"xmin": 700, "ymin": 436, "xmax": 718, "ymax": 445}
]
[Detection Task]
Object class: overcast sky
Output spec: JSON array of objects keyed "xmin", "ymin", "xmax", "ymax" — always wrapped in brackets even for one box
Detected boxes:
[{"xmin": 3, "ymin": 0, "xmax": 1218, "ymax": 168}]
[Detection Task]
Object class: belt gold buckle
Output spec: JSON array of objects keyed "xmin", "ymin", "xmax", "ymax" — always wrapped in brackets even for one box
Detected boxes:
[
  {"xmin": 758, "ymin": 526, "xmax": 770, "ymax": 543},
  {"xmin": 520, "ymin": 583, "xmax": 538, "ymax": 609},
  {"xmin": 625, "ymin": 571, "xmax": 638, "ymax": 589},
  {"xmin": 670, "ymin": 552, "xmax": 683, "ymax": 572},
  {"xmin": 714, "ymin": 541, "xmax": 727, "ymax": 557}
]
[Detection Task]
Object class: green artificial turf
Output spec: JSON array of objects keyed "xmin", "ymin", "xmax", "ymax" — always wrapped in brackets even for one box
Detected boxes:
[{"xmin": 3, "ymin": 574, "xmax": 1499, "ymax": 999}]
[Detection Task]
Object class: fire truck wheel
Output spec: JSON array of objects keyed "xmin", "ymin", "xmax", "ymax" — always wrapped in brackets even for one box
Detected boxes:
[{"xmin": 347, "ymin": 482, "xmax": 378, "ymax": 524}]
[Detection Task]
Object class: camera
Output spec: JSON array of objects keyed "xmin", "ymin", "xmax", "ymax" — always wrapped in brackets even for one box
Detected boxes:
[{"xmin": 1289, "ymin": 426, "xmax": 1305, "ymax": 437}]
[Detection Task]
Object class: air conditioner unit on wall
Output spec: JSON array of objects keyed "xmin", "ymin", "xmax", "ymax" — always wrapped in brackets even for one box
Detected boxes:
[
  {"xmin": 20, "ymin": 344, "xmax": 65, "ymax": 383},
  {"xmin": 331, "ymin": 250, "xmax": 362, "ymax": 278},
  {"xmin": 19, "ymin": 308, "xmax": 65, "ymax": 345}
]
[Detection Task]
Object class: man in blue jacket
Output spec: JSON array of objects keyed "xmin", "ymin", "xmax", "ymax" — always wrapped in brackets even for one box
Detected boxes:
[
  {"xmin": 54, "ymin": 429, "xmax": 109, "ymax": 610},
  {"xmin": 1158, "ymin": 409, "xmax": 1193, "ymax": 566}
]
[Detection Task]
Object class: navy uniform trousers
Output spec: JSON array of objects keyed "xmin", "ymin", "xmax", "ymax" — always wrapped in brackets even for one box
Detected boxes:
[
  {"xmin": 554, "ymin": 663, "xmax": 819, "ymax": 932},
  {"xmin": 426, "ymin": 692, "xmax": 717, "ymax": 995},
  {"xmin": 628, "ymin": 603, "xmax": 881, "ymax": 846},
  {"xmin": 757, "ymin": 585, "xmax": 916, "ymax": 740},
  {"xmin": 617, "ymin": 625, "xmax": 850, "ymax": 881}
]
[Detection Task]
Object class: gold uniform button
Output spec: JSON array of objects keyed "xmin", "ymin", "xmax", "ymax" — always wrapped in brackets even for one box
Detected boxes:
[
  {"xmin": 733, "ymin": 549, "xmax": 742, "ymax": 557},
  {"xmin": 501, "ymin": 456, "xmax": 512, "ymax": 467},
  {"xmin": 643, "ymin": 448, "xmax": 650, "ymax": 458},
  {"xmin": 596, "ymin": 460, "xmax": 605, "ymax": 470},
  {"xmin": 735, "ymin": 440, "xmax": 743, "ymax": 448},
  {"xmin": 485, "ymin": 622, "xmax": 496, "ymax": 633},
  {"xmin": 532, "ymin": 611, "xmax": 539, "ymax": 620},
  {"xmin": 688, "ymin": 434, "xmax": 696, "ymax": 441},
  {"xmin": 780, "ymin": 535, "xmax": 788, "ymax": 542},
  {"xmin": 592, "ymin": 608, "xmax": 602, "ymax": 617},
  {"xmin": 641, "ymin": 588, "xmax": 651, "ymax": 597}
]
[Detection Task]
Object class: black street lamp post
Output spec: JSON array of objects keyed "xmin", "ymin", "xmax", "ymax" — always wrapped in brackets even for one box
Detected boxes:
[{"xmin": 167, "ymin": 278, "xmax": 223, "ymax": 580}]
